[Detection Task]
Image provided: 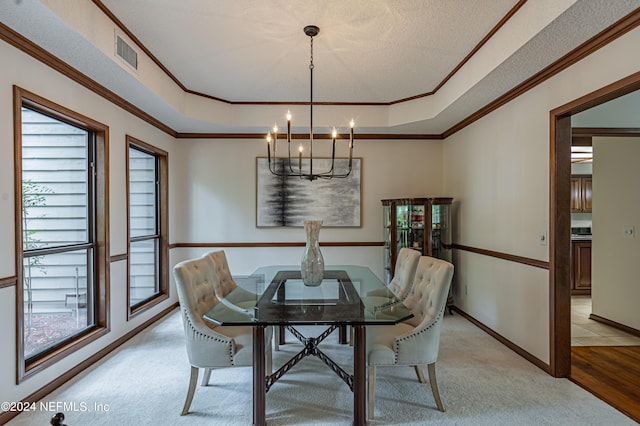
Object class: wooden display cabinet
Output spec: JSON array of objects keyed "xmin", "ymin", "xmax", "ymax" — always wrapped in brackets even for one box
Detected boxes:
[{"xmin": 382, "ymin": 197, "xmax": 453, "ymax": 283}]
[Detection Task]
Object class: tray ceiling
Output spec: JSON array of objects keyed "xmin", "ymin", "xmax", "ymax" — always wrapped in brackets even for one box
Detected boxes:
[{"xmin": 1, "ymin": 0, "xmax": 640, "ymax": 134}]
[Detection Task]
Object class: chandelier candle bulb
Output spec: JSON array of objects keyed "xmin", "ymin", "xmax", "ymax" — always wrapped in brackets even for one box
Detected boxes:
[
  {"xmin": 273, "ymin": 124, "xmax": 278, "ymax": 157},
  {"xmin": 331, "ymin": 127, "xmax": 337, "ymax": 163},
  {"xmin": 266, "ymin": 132, "xmax": 272, "ymax": 162},
  {"xmin": 298, "ymin": 144, "xmax": 303, "ymax": 170},
  {"xmin": 349, "ymin": 120, "xmax": 354, "ymax": 167},
  {"xmin": 350, "ymin": 119, "xmax": 355, "ymax": 148}
]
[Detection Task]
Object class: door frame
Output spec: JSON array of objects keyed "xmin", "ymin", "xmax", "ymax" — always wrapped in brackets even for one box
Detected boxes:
[{"xmin": 549, "ymin": 70, "xmax": 640, "ymax": 377}]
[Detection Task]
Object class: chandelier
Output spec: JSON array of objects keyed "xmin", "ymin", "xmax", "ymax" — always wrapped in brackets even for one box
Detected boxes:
[{"xmin": 265, "ymin": 25, "xmax": 354, "ymax": 181}]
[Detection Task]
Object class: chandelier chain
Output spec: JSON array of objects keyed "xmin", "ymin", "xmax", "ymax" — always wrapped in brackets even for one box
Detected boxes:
[{"xmin": 309, "ymin": 36, "xmax": 314, "ymax": 70}]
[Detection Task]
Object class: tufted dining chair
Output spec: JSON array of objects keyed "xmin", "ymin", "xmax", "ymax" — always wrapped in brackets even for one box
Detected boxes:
[
  {"xmin": 173, "ymin": 254, "xmax": 271, "ymax": 415},
  {"xmin": 204, "ymin": 250, "xmax": 283, "ymax": 352},
  {"xmin": 366, "ymin": 255, "xmax": 454, "ymax": 418},
  {"xmin": 387, "ymin": 247, "xmax": 422, "ymax": 300},
  {"xmin": 202, "ymin": 250, "xmax": 275, "ymax": 374},
  {"xmin": 204, "ymin": 250, "xmax": 259, "ymax": 317},
  {"xmin": 353, "ymin": 248, "xmax": 422, "ymax": 345},
  {"xmin": 368, "ymin": 247, "xmax": 420, "ymax": 301}
]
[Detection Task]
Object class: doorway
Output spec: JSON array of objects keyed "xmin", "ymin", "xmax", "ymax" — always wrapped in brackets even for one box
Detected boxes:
[
  {"xmin": 550, "ymin": 70, "xmax": 640, "ymax": 377},
  {"xmin": 551, "ymin": 73, "xmax": 640, "ymax": 421}
]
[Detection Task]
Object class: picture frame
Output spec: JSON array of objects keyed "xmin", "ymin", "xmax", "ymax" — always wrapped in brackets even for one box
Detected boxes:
[{"xmin": 256, "ymin": 157, "xmax": 361, "ymax": 227}]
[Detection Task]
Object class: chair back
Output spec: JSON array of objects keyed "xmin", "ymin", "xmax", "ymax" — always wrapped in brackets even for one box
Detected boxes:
[
  {"xmin": 174, "ymin": 256, "xmax": 218, "ymax": 322},
  {"xmin": 387, "ymin": 248, "xmax": 420, "ymax": 300},
  {"xmin": 405, "ymin": 256, "xmax": 454, "ymax": 326},
  {"xmin": 173, "ymin": 256, "xmax": 227, "ymax": 366},
  {"xmin": 204, "ymin": 250, "xmax": 238, "ymax": 300},
  {"xmin": 394, "ymin": 256, "xmax": 453, "ymax": 365}
]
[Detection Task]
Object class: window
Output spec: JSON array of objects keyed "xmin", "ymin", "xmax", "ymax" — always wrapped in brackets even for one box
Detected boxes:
[
  {"xmin": 15, "ymin": 87, "xmax": 109, "ymax": 380},
  {"xmin": 127, "ymin": 136, "xmax": 168, "ymax": 316}
]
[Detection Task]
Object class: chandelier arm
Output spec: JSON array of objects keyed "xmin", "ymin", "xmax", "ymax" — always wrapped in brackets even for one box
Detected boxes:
[
  {"xmin": 268, "ymin": 155, "xmax": 280, "ymax": 175},
  {"xmin": 287, "ymin": 137, "xmax": 297, "ymax": 174},
  {"xmin": 315, "ymin": 172, "xmax": 350, "ymax": 180},
  {"xmin": 286, "ymin": 118, "xmax": 298, "ymax": 174}
]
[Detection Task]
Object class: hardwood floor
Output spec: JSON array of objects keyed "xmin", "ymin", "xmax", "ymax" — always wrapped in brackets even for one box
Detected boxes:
[
  {"xmin": 571, "ymin": 296, "xmax": 640, "ymax": 423},
  {"xmin": 571, "ymin": 346, "xmax": 640, "ymax": 423}
]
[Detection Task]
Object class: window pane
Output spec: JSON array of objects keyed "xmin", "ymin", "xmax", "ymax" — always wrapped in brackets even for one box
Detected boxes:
[
  {"xmin": 130, "ymin": 239, "xmax": 159, "ymax": 306},
  {"xmin": 22, "ymin": 108, "xmax": 89, "ymax": 249},
  {"xmin": 23, "ymin": 249, "xmax": 94, "ymax": 359},
  {"xmin": 129, "ymin": 147, "xmax": 157, "ymax": 238}
]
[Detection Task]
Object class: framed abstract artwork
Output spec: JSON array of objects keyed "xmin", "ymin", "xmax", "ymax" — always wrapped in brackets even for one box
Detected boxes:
[{"xmin": 256, "ymin": 157, "xmax": 361, "ymax": 227}]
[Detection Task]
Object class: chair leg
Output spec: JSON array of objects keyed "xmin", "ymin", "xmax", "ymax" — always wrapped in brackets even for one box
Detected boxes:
[
  {"xmin": 367, "ymin": 366, "xmax": 376, "ymax": 419},
  {"xmin": 181, "ymin": 366, "xmax": 199, "ymax": 415},
  {"xmin": 414, "ymin": 365, "xmax": 427, "ymax": 383},
  {"xmin": 427, "ymin": 363, "xmax": 446, "ymax": 412},
  {"xmin": 201, "ymin": 368, "xmax": 212, "ymax": 386}
]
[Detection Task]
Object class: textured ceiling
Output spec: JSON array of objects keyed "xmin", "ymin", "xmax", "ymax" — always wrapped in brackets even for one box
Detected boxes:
[
  {"xmin": 99, "ymin": 0, "xmax": 517, "ymax": 103},
  {"xmin": 1, "ymin": 0, "xmax": 640, "ymax": 134}
]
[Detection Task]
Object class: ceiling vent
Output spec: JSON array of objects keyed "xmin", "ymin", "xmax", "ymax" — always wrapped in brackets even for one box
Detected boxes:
[{"xmin": 115, "ymin": 34, "xmax": 138, "ymax": 70}]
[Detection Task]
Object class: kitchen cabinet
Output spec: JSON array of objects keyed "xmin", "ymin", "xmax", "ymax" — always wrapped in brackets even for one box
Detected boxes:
[
  {"xmin": 571, "ymin": 240, "xmax": 592, "ymax": 295},
  {"xmin": 571, "ymin": 175, "xmax": 592, "ymax": 213}
]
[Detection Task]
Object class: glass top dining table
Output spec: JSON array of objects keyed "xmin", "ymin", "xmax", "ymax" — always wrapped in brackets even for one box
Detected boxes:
[
  {"xmin": 204, "ymin": 264, "xmax": 413, "ymax": 326},
  {"xmin": 203, "ymin": 265, "xmax": 413, "ymax": 426}
]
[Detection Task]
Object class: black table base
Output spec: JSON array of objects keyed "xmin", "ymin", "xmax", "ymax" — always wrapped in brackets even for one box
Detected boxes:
[
  {"xmin": 267, "ymin": 325, "xmax": 353, "ymax": 391},
  {"xmin": 253, "ymin": 324, "xmax": 367, "ymax": 426}
]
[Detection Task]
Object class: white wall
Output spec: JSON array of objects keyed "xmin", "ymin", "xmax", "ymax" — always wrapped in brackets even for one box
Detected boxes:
[
  {"xmin": 591, "ymin": 136, "xmax": 640, "ymax": 330},
  {"xmin": 443, "ymin": 24, "xmax": 640, "ymax": 364},
  {"xmin": 0, "ymin": 39, "xmax": 175, "ymax": 403},
  {"xmin": 170, "ymin": 137, "xmax": 444, "ymax": 279}
]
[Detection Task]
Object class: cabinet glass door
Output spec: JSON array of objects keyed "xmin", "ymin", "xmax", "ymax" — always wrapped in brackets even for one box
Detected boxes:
[
  {"xmin": 431, "ymin": 203, "xmax": 451, "ymax": 262},
  {"xmin": 409, "ymin": 204, "xmax": 425, "ymax": 252},
  {"xmin": 396, "ymin": 204, "xmax": 410, "ymax": 253},
  {"xmin": 383, "ymin": 203, "xmax": 392, "ymax": 283}
]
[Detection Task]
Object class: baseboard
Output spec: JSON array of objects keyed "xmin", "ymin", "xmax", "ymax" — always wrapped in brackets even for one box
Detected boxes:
[
  {"xmin": 0, "ymin": 303, "xmax": 179, "ymax": 425},
  {"xmin": 451, "ymin": 306, "xmax": 552, "ymax": 374},
  {"xmin": 589, "ymin": 313, "xmax": 640, "ymax": 338}
]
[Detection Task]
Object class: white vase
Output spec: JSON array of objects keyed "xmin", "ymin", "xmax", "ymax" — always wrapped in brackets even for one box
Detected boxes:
[{"xmin": 301, "ymin": 220, "xmax": 324, "ymax": 286}]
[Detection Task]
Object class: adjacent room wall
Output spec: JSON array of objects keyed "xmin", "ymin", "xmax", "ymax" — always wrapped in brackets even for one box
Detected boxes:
[
  {"xmin": 591, "ymin": 136, "xmax": 640, "ymax": 330},
  {"xmin": 443, "ymin": 23, "xmax": 640, "ymax": 364}
]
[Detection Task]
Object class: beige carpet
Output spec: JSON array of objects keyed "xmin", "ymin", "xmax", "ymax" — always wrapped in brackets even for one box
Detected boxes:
[{"xmin": 7, "ymin": 310, "xmax": 636, "ymax": 425}]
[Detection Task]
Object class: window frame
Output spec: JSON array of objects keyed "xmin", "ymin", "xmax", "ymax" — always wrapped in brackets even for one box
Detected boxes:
[
  {"xmin": 126, "ymin": 135, "xmax": 169, "ymax": 318},
  {"xmin": 14, "ymin": 86, "xmax": 110, "ymax": 382}
]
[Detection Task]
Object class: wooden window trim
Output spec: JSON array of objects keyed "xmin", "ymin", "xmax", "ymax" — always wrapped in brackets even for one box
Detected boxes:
[
  {"xmin": 14, "ymin": 86, "xmax": 110, "ymax": 382},
  {"xmin": 126, "ymin": 135, "xmax": 169, "ymax": 319}
]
